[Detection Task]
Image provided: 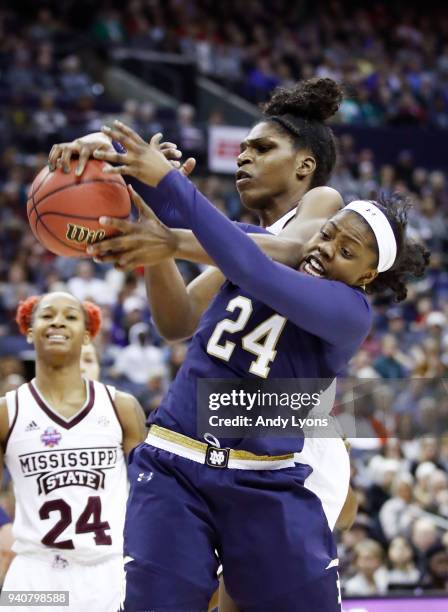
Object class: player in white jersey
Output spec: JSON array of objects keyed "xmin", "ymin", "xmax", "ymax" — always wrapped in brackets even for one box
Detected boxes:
[{"xmin": 0, "ymin": 292, "xmax": 146, "ymax": 612}]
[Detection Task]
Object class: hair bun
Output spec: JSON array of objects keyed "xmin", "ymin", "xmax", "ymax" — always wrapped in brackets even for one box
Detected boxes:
[{"xmin": 263, "ymin": 78, "xmax": 343, "ymax": 122}]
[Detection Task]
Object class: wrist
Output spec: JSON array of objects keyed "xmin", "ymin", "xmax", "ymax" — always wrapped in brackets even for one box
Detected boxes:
[
  {"xmin": 168, "ymin": 227, "xmax": 179, "ymax": 255},
  {"xmin": 170, "ymin": 229, "xmax": 185, "ymax": 259},
  {"xmin": 151, "ymin": 159, "xmax": 175, "ymax": 187}
]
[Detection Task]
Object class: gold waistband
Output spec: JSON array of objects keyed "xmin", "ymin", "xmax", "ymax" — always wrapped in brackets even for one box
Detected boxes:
[{"xmin": 149, "ymin": 425, "xmax": 294, "ymax": 462}]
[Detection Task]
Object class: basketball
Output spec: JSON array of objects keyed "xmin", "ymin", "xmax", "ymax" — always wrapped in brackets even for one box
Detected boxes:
[{"xmin": 27, "ymin": 160, "xmax": 131, "ymax": 257}]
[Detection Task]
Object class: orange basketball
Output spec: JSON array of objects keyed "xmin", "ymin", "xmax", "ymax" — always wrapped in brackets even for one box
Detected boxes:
[{"xmin": 27, "ymin": 160, "xmax": 131, "ymax": 257}]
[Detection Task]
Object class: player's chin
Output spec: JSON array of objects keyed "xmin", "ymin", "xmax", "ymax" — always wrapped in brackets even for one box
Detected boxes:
[{"xmin": 238, "ymin": 186, "xmax": 267, "ymax": 210}]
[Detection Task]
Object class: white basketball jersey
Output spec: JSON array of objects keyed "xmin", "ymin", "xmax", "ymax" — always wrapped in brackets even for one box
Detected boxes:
[
  {"xmin": 269, "ymin": 208, "xmax": 348, "ymax": 531},
  {"xmin": 4, "ymin": 380, "xmax": 128, "ymax": 563}
]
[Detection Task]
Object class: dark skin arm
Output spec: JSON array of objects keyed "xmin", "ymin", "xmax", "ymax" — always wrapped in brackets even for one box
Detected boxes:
[
  {"xmin": 335, "ymin": 486, "xmax": 358, "ymax": 531},
  {"xmin": 113, "ymin": 391, "xmax": 147, "ymax": 456},
  {"xmin": 145, "ymin": 264, "xmax": 225, "ymax": 341}
]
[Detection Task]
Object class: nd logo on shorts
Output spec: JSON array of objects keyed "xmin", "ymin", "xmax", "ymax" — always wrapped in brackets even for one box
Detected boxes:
[{"xmin": 205, "ymin": 446, "xmax": 229, "ymax": 468}]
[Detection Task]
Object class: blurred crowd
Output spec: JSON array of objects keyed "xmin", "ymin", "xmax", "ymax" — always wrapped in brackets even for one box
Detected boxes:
[
  {"xmin": 338, "ymin": 437, "xmax": 448, "ymax": 595},
  {"xmin": 2, "ymin": 1, "xmax": 448, "ymax": 140},
  {"xmin": 1, "ymin": 0, "xmax": 448, "ymax": 599},
  {"xmin": 90, "ymin": 0, "xmax": 448, "ymax": 126}
]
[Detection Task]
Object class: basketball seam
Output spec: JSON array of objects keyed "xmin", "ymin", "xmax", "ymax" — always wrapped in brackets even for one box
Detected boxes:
[
  {"xmin": 35, "ymin": 213, "xmax": 85, "ymax": 254},
  {"xmin": 36, "ymin": 211, "xmax": 130, "ymax": 221},
  {"xmin": 30, "ymin": 168, "xmax": 53, "ymax": 200},
  {"xmin": 32, "ymin": 178, "xmax": 128, "ymax": 210},
  {"xmin": 28, "ymin": 170, "xmax": 55, "ymax": 222}
]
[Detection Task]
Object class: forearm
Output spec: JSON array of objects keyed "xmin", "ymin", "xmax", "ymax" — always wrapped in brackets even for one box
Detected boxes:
[
  {"xmin": 174, "ymin": 229, "xmax": 303, "ymax": 268},
  {"xmin": 111, "ymin": 140, "xmax": 187, "ymax": 228},
  {"xmin": 144, "ymin": 262, "xmax": 197, "ymax": 340}
]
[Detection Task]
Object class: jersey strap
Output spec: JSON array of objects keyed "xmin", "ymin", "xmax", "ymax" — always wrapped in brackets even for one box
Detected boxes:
[{"xmin": 3, "ymin": 390, "xmax": 18, "ymax": 452}]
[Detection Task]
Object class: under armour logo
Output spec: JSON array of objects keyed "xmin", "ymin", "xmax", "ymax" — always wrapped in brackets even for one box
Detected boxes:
[
  {"xmin": 137, "ymin": 472, "xmax": 153, "ymax": 482},
  {"xmin": 205, "ymin": 446, "xmax": 229, "ymax": 468}
]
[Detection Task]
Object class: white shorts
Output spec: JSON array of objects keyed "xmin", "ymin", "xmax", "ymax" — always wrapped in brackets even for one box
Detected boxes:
[
  {"xmin": 295, "ymin": 435, "xmax": 350, "ymax": 531},
  {"xmin": 2, "ymin": 552, "xmax": 123, "ymax": 612}
]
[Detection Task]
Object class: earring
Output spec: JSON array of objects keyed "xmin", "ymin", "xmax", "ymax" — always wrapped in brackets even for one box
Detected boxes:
[{"xmin": 27, "ymin": 336, "xmax": 33, "ymax": 344}]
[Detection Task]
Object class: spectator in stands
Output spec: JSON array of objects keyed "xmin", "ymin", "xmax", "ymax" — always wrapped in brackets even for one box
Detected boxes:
[
  {"xmin": 175, "ymin": 104, "xmax": 205, "ymax": 161},
  {"xmin": 67, "ymin": 261, "xmax": 112, "ymax": 306},
  {"xmin": 59, "ymin": 55, "xmax": 93, "ymax": 102},
  {"xmin": 136, "ymin": 102, "xmax": 163, "ymax": 141},
  {"xmin": 373, "ymin": 334, "xmax": 411, "ymax": 378},
  {"xmin": 410, "ymin": 517, "xmax": 440, "ymax": 574},
  {"xmin": 111, "ymin": 322, "xmax": 166, "ymax": 386},
  {"xmin": 386, "ymin": 536, "xmax": 419, "ymax": 588},
  {"xmin": 379, "ymin": 472, "xmax": 421, "ymax": 540},
  {"xmin": 344, "ymin": 539, "xmax": 389, "ymax": 595},
  {"xmin": 0, "ymin": 263, "xmax": 37, "ymax": 313},
  {"xmin": 137, "ymin": 366, "xmax": 167, "ymax": 416},
  {"xmin": 91, "ymin": 8, "xmax": 126, "ymax": 45},
  {"xmin": 32, "ymin": 94, "xmax": 67, "ymax": 149},
  {"xmin": 426, "ymin": 470, "xmax": 448, "ymax": 514},
  {"xmin": 420, "ymin": 543, "xmax": 448, "ymax": 591},
  {"xmin": 414, "ymin": 461, "xmax": 438, "ymax": 508}
]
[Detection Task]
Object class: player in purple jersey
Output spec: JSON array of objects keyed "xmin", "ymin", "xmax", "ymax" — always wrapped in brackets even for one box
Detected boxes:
[
  {"xmin": 49, "ymin": 80, "xmax": 428, "ymax": 610},
  {"xmin": 85, "ymin": 115, "xmax": 429, "ymax": 611}
]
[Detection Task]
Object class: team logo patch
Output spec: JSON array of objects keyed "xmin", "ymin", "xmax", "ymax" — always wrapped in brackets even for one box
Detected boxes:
[
  {"xmin": 40, "ymin": 427, "xmax": 62, "ymax": 447},
  {"xmin": 205, "ymin": 445, "xmax": 229, "ymax": 468}
]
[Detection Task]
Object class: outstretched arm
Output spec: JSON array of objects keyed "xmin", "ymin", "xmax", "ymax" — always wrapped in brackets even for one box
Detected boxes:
[
  {"xmin": 90, "ymin": 122, "xmax": 371, "ymax": 347},
  {"xmin": 154, "ymin": 171, "xmax": 371, "ymax": 347}
]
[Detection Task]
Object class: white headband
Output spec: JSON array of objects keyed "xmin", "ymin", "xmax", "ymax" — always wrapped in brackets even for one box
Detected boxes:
[{"xmin": 344, "ymin": 200, "xmax": 397, "ymax": 273}]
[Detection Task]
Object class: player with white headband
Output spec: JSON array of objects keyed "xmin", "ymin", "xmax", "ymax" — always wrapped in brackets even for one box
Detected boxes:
[
  {"xmin": 79, "ymin": 123, "xmax": 431, "ymax": 612},
  {"xmin": 293, "ymin": 193, "xmax": 427, "ymax": 302},
  {"xmin": 343, "ymin": 200, "xmax": 397, "ymax": 273}
]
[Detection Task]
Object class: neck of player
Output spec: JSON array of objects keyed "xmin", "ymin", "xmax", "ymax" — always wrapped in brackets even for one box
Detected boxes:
[
  {"xmin": 35, "ymin": 359, "xmax": 86, "ymax": 404},
  {"xmin": 257, "ymin": 187, "xmax": 305, "ymax": 227}
]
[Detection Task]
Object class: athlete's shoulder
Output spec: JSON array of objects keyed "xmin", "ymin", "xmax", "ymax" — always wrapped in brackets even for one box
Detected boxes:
[
  {"xmin": 299, "ymin": 186, "xmax": 343, "ymax": 219},
  {"xmin": 305, "ymin": 185, "xmax": 343, "ymax": 201},
  {"xmin": 114, "ymin": 390, "xmax": 141, "ymax": 411}
]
